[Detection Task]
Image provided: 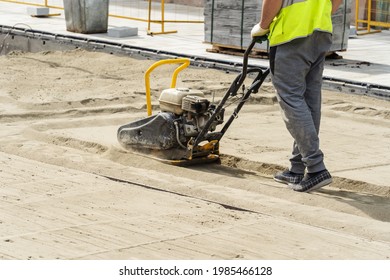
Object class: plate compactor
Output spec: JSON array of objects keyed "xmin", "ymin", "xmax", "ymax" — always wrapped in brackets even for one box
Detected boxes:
[{"xmin": 117, "ymin": 39, "xmax": 270, "ymax": 165}]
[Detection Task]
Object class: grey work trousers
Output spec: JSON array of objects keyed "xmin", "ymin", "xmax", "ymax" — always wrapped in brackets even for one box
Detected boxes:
[{"xmin": 269, "ymin": 31, "xmax": 332, "ymax": 174}]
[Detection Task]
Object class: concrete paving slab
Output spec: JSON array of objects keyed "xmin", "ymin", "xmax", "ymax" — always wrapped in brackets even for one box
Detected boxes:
[
  {"xmin": 108, "ymin": 26, "xmax": 138, "ymax": 38},
  {"xmin": 26, "ymin": 7, "xmax": 50, "ymax": 16}
]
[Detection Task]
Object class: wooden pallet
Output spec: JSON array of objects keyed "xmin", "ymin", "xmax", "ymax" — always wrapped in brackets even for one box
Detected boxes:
[{"xmin": 206, "ymin": 44, "xmax": 269, "ymax": 59}]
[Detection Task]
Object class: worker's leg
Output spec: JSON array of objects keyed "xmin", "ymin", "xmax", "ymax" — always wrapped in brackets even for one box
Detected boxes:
[
  {"xmin": 290, "ymin": 141, "xmax": 303, "ymax": 173},
  {"xmin": 303, "ymin": 32, "xmax": 332, "ymax": 172},
  {"xmin": 269, "ymin": 46, "xmax": 305, "ymax": 174},
  {"xmin": 270, "ymin": 33, "xmax": 330, "ymax": 174},
  {"xmin": 304, "ymin": 32, "xmax": 332, "ymax": 137}
]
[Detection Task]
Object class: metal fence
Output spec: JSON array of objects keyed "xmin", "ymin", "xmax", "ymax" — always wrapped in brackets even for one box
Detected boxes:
[
  {"xmin": 356, "ymin": 0, "xmax": 390, "ymax": 34},
  {"xmin": 0, "ymin": 0, "xmax": 204, "ymax": 34}
]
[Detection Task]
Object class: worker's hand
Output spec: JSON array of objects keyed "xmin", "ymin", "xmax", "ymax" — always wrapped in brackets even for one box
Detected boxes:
[{"xmin": 251, "ymin": 23, "xmax": 269, "ymax": 42}]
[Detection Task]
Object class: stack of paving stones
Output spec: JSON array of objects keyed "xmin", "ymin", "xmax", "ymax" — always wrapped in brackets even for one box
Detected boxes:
[{"xmin": 204, "ymin": 0, "xmax": 351, "ymax": 53}]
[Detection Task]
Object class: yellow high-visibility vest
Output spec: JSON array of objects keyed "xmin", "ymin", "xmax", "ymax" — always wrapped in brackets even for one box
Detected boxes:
[{"xmin": 268, "ymin": 0, "xmax": 333, "ymax": 47}]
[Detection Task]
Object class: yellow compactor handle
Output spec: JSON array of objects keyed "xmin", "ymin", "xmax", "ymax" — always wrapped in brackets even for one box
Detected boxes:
[{"xmin": 144, "ymin": 58, "xmax": 190, "ymax": 116}]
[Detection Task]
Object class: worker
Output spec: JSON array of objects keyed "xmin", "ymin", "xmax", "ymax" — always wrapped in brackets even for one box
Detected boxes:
[{"xmin": 251, "ymin": 0, "xmax": 343, "ymax": 192}]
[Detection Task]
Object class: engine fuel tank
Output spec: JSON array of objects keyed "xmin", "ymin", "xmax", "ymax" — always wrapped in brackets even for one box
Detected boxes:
[{"xmin": 159, "ymin": 88, "xmax": 204, "ymax": 115}]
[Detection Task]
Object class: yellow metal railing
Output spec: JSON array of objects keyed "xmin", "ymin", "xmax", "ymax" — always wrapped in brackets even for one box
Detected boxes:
[
  {"xmin": 0, "ymin": 0, "xmax": 204, "ymax": 35},
  {"xmin": 356, "ymin": 0, "xmax": 390, "ymax": 35},
  {"xmin": 147, "ymin": 0, "xmax": 177, "ymax": 35}
]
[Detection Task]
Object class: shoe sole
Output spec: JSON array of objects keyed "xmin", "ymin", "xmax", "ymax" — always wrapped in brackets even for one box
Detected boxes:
[
  {"xmin": 290, "ymin": 178, "xmax": 333, "ymax": 193},
  {"xmin": 273, "ymin": 177, "xmax": 289, "ymax": 185},
  {"xmin": 274, "ymin": 177, "xmax": 303, "ymax": 185}
]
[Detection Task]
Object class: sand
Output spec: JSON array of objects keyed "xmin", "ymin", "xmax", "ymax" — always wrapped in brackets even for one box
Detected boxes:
[{"xmin": 0, "ymin": 49, "xmax": 389, "ymax": 260}]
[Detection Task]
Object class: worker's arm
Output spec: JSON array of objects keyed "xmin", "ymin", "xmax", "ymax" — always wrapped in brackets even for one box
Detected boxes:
[
  {"xmin": 259, "ymin": 0, "xmax": 283, "ymax": 29},
  {"xmin": 251, "ymin": 0, "xmax": 282, "ymax": 38},
  {"xmin": 331, "ymin": 0, "xmax": 343, "ymax": 14}
]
